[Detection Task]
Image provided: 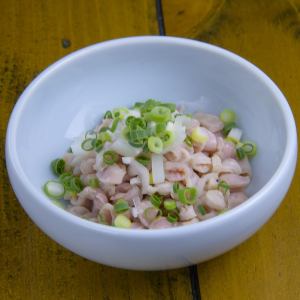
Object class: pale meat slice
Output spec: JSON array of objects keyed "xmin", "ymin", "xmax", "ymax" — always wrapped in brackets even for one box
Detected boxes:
[
  {"xmin": 73, "ymin": 186, "xmax": 108, "ymax": 214},
  {"xmin": 194, "ymin": 112, "xmax": 224, "ymax": 133},
  {"xmin": 165, "ymin": 161, "xmax": 189, "ymax": 182},
  {"xmin": 228, "ymin": 192, "xmax": 248, "ymax": 208},
  {"xmin": 97, "ymin": 164, "xmax": 126, "ymax": 185},
  {"xmin": 219, "ymin": 174, "xmax": 251, "ymax": 189}
]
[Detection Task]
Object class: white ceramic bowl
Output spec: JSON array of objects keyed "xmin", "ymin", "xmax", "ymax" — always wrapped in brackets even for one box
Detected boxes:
[{"xmin": 6, "ymin": 36, "xmax": 297, "ymax": 270}]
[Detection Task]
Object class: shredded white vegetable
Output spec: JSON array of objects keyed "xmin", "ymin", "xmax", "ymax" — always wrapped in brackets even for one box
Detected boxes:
[
  {"xmin": 111, "ymin": 139, "xmax": 142, "ymax": 157},
  {"xmin": 128, "ymin": 160, "xmax": 150, "ymax": 194},
  {"xmin": 151, "ymin": 154, "xmax": 165, "ymax": 184}
]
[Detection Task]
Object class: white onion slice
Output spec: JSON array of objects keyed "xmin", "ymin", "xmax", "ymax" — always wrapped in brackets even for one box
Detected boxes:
[
  {"xmin": 130, "ymin": 177, "xmax": 141, "ymax": 185},
  {"xmin": 128, "ymin": 160, "xmax": 150, "ymax": 194},
  {"xmin": 162, "ymin": 123, "xmax": 186, "ymax": 153},
  {"xmin": 151, "ymin": 154, "xmax": 165, "ymax": 184},
  {"xmin": 122, "ymin": 157, "xmax": 133, "ymax": 165},
  {"xmin": 111, "ymin": 139, "xmax": 142, "ymax": 157},
  {"xmin": 228, "ymin": 128, "xmax": 242, "ymax": 142}
]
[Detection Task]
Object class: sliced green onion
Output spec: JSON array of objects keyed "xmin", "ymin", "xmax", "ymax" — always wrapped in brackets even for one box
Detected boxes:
[
  {"xmin": 97, "ymin": 131, "xmax": 111, "ymax": 143},
  {"xmin": 67, "ymin": 147, "xmax": 73, "ymax": 153},
  {"xmin": 99, "ymin": 126, "xmax": 109, "ymax": 132},
  {"xmin": 128, "ymin": 127, "xmax": 148, "ymax": 141},
  {"xmin": 69, "ymin": 176, "xmax": 84, "ymax": 193},
  {"xmin": 127, "ymin": 117, "xmax": 146, "ymax": 130},
  {"xmin": 133, "ymin": 102, "xmax": 144, "ymax": 109},
  {"xmin": 161, "ymin": 102, "xmax": 176, "ymax": 112},
  {"xmin": 139, "ymin": 99, "xmax": 161, "ymax": 114},
  {"xmin": 156, "ymin": 122, "xmax": 167, "ymax": 134},
  {"xmin": 59, "ymin": 173, "xmax": 83, "ymax": 193},
  {"xmin": 126, "ymin": 116, "xmax": 136, "ymax": 127},
  {"xmin": 43, "ymin": 180, "xmax": 65, "ymax": 200},
  {"xmin": 114, "ymin": 199, "xmax": 129, "ymax": 213},
  {"xmin": 85, "ymin": 130, "xmax": 97, "ymax": 139},
  {"xmin": 167, "ymin": 212, "xmax": 178, "ymax": 223},
  {"xmin": 150, "ymin": 194, "xmax": 162, "ymax": 208},
  {"xmin": 59, "ymin": 172, "xmax": 73, "ymax": 184},
  {"xmin": 128, "ymin": 139, "xmax": 144, "ymax": 148},
  {"xmin": 197, "ymin": 205, "xmax": 207, "ymax": 215},
  {"xmin": 114, "ymin": 215, "xmax": 132, "ymax": 228},
  {"xmin": 113, "ymin": 107, "xmax": 129, "ymax": 119},
  {"xmin": 143, "ymin": 143, "xmax": 150, "ymax": 153},
  {"xmin": 110, "ymin": 117, "xmax": 120, "ymax": 132},
  {"xmin": 145, "ymin": 106, "xmax": 171, "ymax": 123},
  {"xmin": 148, "ymin": 136, "xmax": 163, "ymax": 154},
  {"xmin": 191, "ymin": 127, "xmax": 208, "ymax": 143},
  {"xmin": 88, "ymin": 178, "xmax": 100, "ymax": 188},
  {"xmin": 184, "ymin": 136, "xmax": 193, "ymax": 147},
  {"xmin": 103, "ymin": 150, "xmax": 118, "ymax": 165},
  {"xmin": 236, "ymin": 147, "xmax": 246, "ymax": 160},
  {"xmin": 51, "ymin": 159, "xmax": 65, "ymax": 176},
  {"xmin": 164, "ymin": 199, "xmax": 177, "ymax": 211},
  {"xmin": 218, "ymin": 180, "xmax": 230, "ymax": 193},
  {"xmin": 222, "ymin": 122, "xmax": 237, "ymax": 136},
  {"xmin": 173, "ymin": 182, "xmax": 180, "ymax": 193},
  {"xmin": 104, "ymin": 110, "xmax": 113, "ymax": 119},
  {"xmin": 93, "ymin": 139, "xmax": 104, "ymax": 153},
  {"xmin": 220, "ymin": 109, "xmax": 236, "ymax": 124},
  {"xmin": 136, "ymin": 155, "xmax": 150, "ymax": 167},
  {"xmin": 242, "ymin": 141, "xmax": 257, "ymax": 157},
  {"xmin": 81, "ymin": 138, "xmax": 95, "ymax": 151},
  {"xmin": 160, "ymin": 130, "xmax": 175, "ymax": 147},
  {"xmin": 178, "ymin": 187, "xmax": 197, "ymax": 205}
]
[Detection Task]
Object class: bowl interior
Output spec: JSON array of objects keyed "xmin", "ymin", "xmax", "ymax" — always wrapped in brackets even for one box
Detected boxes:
[{"xmin": 14, "ymin": 38, "xmax": 286, "ymax": 201}]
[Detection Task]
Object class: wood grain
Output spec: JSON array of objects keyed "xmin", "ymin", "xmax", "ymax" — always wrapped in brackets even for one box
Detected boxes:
[
  {"xmin": 0, "ymin": 1, "xmax": 193, "ymax": 299},
  {"xmin": 164, "ymin": 0, "xmax": 300, "ymax": 299}
]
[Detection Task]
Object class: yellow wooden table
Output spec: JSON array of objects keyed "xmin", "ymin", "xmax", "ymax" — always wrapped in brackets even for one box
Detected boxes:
[{"xmin": 0, "ymin": 1, "xmax": 299, "ymax": 299}]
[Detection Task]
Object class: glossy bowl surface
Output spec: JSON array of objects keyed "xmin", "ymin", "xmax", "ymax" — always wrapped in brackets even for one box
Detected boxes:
[{"xmin": 6, "ymin": 36, "xmax": 297, "ymax": 270}]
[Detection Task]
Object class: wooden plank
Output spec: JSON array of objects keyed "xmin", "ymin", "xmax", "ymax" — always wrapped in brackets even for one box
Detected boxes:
[
  {"xmin": 0, "ymin": 1, "xmax": 193, "ymax": 299},
  {"xmin": 164, "ymin": 0, "xmax": 300, "ymax": 299}
]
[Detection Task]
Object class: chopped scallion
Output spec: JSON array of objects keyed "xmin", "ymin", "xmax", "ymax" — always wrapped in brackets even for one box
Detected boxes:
[
  {"xmin": 148, "ymin": 136, "xmax": 163, "ymax": 154},
  {"xmin": 159, "ymin": 130, "xmax": 175, "ymax": 147},
  {"xmin": 136, "ymin": 155, "xmax": 150, "ymax": 167},
  {"xmin": 197, "ymin": 205, "xmax": 207, "ymax": 215},
  {"xmin": 242, "ymin": 141, "xmax": 257, "ymax": 157},
  {"xmin": 220, "ymin": 109, "xmax": 236, "ymax": 124},
  {"xmin": 110, "ymin": 118, "xmax": 120, "ymax": 132},
  {"xmin": 173, "ymin": 182, "xmax": 180, "ymax": 193},
  {"xmin": 103, "ymin": 150, "xmax": 118, "ymax": 165},
  {"xmin": 114, "ymin": 215, "xmax": 131, "ymax": 228},
  {"xmin": 43, "ymin": 180, "xmax": 65, "ymax": 200},
  {"xmin": 164, "ymin": 199, "xmax": 177, "ymax": 211},
  {"xmin": 144, "ymin": 106, "xmax": 171, "ymax": 123},
  {"xmin": 51, "ymin": 159, "xmax": 65, "ymax": 176},
  {"xmin": 167, "ymin": 212, "xmax": 178, "ymax": 223},
  {"xmin": 222, "ymin": 122, "xmax": 237, "ymax": 136},
  {"xmin": 81, "ymin": 138, "xmax": 95, "ymax": 151},
  {"xmin": 184, "ymin": 136, "xmax": 193, "ymax": 147},
  {"xmin": 104, "ymin": 110, "xmax": 113, "ymax": 119},
  {"xmin": 114, "ymin": 199, "xmax": 129, "ymax": 213},
  {"xmin": 178, "ymin": 187, "xmax": 197, "ymax": 205},
  {"xmin": 88, "ymin": 178, "xmax": 100, "ymax": 188},
  {"xmin": 150, "ymin": 194, "xmax": 162, "ymax": 208},
  {"xmin": 236, "ymin": 147, "xmax": 246, "ymax": 160},
  {"xmin": 218, "ymin": 180, "xmax": 230, "ymax": 193}
]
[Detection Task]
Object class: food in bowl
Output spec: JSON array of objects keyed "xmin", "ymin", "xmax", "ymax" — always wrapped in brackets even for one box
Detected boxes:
[{"xmin": 43, "ymin": 99, "xmax": 257, "ymax": 229}]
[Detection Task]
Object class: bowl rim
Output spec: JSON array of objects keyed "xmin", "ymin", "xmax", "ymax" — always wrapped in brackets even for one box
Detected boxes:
[{"xmin": 6, "ymin": 36, "xmax": 298, "ymax": 237}]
